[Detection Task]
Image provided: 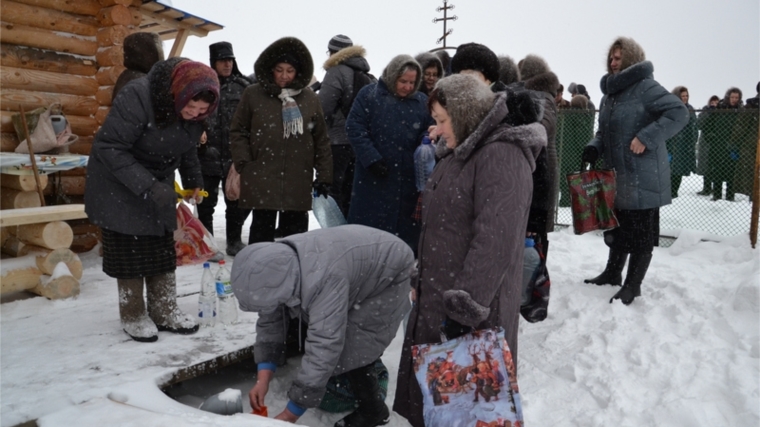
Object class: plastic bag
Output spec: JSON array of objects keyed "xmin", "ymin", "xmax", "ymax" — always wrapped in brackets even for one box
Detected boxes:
[
  {"xmin": 312, "ymin": 192, "xmax": 347, "ymax": 228},
  {"xmin": 13, "ymin": 103, "xmax": 78, "ymax": 154},
  {"xmin": 412, "ymin": 328, "xmax": 523, "ymax": 427},
  {"xmin": 566, "ymin": 164, "xmax": 619, "ymax": 235},
  {"xmin": 174, "ymin": 202, "xmax": 219, "ymax": 266}
]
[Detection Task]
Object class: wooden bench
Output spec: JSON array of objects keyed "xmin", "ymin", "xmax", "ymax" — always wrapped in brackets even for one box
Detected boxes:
[{"xmin": 1, "ymin": 204, "xmax": 88, "ymax": 299}]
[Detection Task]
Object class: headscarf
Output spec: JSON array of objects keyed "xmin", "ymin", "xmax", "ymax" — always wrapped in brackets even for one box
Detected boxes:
[{"xmin": 170, "ymin": 60, "xmax": 220, "ymax": 120}]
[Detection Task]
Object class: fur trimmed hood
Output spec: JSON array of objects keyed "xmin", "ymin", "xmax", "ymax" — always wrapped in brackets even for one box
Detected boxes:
[
  {"xmin": 720, "ymin": 87, "xmax": 743, "ymax": 107},
  {"xmin": 600, "ymin": 60, "xmax": 654, "ymax": 96},
  {"xmin": 519, "ymin": 54, "xmax": 550, "ymax": 82},
  {"xmin": 414, "ymin": 51, "xmax": 443, "ymax": 77},
  {"xmin": 381, "ymin": 54, "xmax": 422, "ymax": 97},
  {"xmin": 254, "ymin": 37, "xmax": 314, "ymax": 96},
  {"xmin": 148, "ymin": 56, "xmax": 188, "ymax": 129},
  {"xmin": 323, "ymin": 45, "xmax": 367, "ymax": 70},
  {"xmin": 433, "ymin": 74, "xmax": 495, "ymax": 149},
  {"xmin": 524, "ymin": 71, "xmax": 560, "ymax": 97},
  {"xmin": 607, "ymin": 36, "xmax": 646, "ymax": 74},
  {"xmin": 497, "ymin": 55, "xmax": 520, "ymax": 85},
  {"xmin": 123, "ymin": 32, "xmax": 164, "ymax": 74}
]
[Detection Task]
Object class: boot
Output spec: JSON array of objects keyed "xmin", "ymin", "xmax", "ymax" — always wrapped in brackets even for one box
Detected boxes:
[
  {"xmin": 226, "ymin": 240, "xmax": 246, "ymax": 257},
  {"xmin": 610, "ymin": 252, "xmax": 652, "ymax": 305},
  {"xmin": 584, "ymin": 248, "xmax": 628, "ymax": 286},
  {"xmin": 146, "ymin": 272, "xmax": 199, "ymax": 334},
  {"xmin": 117, "ymin": 278, "xmax": 158, "ymax": 342},
  {"xmin": 334, "ymin": 363, "xmax": 390, "ymax": 427}
]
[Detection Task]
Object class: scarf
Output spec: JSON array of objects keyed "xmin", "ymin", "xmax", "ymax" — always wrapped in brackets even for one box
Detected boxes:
[
  {"xmin": 278, "ymin": 88, "xmax": 303, "ymax": 138},
  {"xmin": 170, "ymin": 60, "xmax": 220, "ymax": 120}
]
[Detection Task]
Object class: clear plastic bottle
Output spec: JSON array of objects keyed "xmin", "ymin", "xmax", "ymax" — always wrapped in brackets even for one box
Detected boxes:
[
  {"xmin": 312, "ymin": 191, "xmax": 347, "ymax": 228},
  {"xmin": 198, "ymin": 262, "xmax": 217, "ymax": 327},
  {"xmin": 522, "ymin": 237, "xmax": 541, "ymax": 306},
  {"xmin": 215, "ymin": 260, "xmax": 238, "ymax": 325},
  {"xmin": 414, "ymin": 135, "xmax": 436, "ymax": 191}
]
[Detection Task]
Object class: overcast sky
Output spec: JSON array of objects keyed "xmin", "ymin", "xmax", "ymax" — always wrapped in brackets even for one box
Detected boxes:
[{"xmin": 170, "ymin": 0, "xmax": 758, "ymax": 109}]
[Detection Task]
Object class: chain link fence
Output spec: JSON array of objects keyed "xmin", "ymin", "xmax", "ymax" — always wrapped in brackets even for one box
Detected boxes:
[{"xmin": 554, "ymin": 108, "xmax": 759, "ymax": 240}]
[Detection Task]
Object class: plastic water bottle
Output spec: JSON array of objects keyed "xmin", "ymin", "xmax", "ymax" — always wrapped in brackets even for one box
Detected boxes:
[
  {"xmin": 312, "ymin": 191, "xmax": 347, "ymax": 228},
  {"xmin": 414, "ymin": 135, "xmax": 436, "ymax": 192},
  {"xmin": 521, "ymin": 237, "xmax": 541, "ymax": 306},
  {"xmin": 198, "ymin": 262, "xmax": 217, "ymax": 327},
  {"xmin": 215, "ymin": 260, "xmax": 238, "ymax": 325}
]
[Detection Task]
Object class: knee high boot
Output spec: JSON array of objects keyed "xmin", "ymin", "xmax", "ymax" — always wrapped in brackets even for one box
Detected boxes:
[
  {"xmin": 610, "ymin": 252, "xmax": 652, "ymax": 305},
  {"xmin": 334, "ymin": 363, "xmax": 390, "ymax": 427},
  {"xmin": 117, "ymin": 278, "xmax": 158, "ymax": 342},
  {"xmin": 584, "ymin": 248, "xmax": 628, "ymax": 286},
  {"xmin": 145, "ymin": 272, "xmax": 199, "ymax": 334}
]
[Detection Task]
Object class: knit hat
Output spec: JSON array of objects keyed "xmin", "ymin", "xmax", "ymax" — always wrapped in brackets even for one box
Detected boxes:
[
  {"xmin": 328, "ymin": 34, "xmax": 353, "ymax": 53},
  {"xmin": 433, "ymin": 74, "xmax": 496, "ymax": 146},
  {"xmin": 450, "ymin": 43, "xmax": 500, "ymax": 84},
  {"xmin": 170, "ymin": 60, "xmax": 220, "ymax": 120}
]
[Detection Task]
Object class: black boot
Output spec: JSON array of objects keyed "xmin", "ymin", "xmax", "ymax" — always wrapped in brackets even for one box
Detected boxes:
[
  {"xmin": 584, "ymin": 248, "xmax": 627, "ymax": 286},
  {"xmin": 610, "ymin": 252, "xmax": 652, "ymax": 305},
  {"xmin": 334, "ymin": 363, "xmax": 390, "ymax": 427}
]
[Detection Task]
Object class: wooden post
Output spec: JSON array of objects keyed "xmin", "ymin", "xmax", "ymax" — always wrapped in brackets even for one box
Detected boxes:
[
  {"xmin": 168, "ymin": 28, "xmax": 188, "ymax": 58},
  {"xmin": 18, "ymin": 105, "xmax": 46, "ymax": 206},
  {"xmin": 750, "ymin": 126, "xmax": 760, "ymax": 249}
]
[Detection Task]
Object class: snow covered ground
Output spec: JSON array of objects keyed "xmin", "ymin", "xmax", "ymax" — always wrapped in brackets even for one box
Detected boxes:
[{"xmin": 2, "ymin": 178, "xmax": 759, "ymax": 427}]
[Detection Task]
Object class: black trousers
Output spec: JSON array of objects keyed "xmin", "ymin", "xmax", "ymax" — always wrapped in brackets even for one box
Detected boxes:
[
  {"xmin": 197, "ymin": 175, "xmax": 251, "ymax": 242},
  {"xmin": 249, "ymin": 209, "xmax": 308, "ymax": 244},
  {"xmin": 329, "ymin": 144, "xmax": 355, "ymax": 218}
]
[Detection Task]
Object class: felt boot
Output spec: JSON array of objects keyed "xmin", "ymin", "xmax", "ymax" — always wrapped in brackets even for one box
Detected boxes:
[
  {"xmin": 584, "ymin": 248, "xmax": 628, "ymax": 286},
  {"xmin": 117, "ymin": 278, "xmax": 158, "ymax": 342},
  {"xmin": 610, "ymin": 252, "xmax": 652, "ymax": 305},
  {"xmin": 146, "ymin": 272, "xmax": 199, "ymax": 334},
  {"xmin": 334, "ymin": 363, "xmax": 390, "ymax": 427}
]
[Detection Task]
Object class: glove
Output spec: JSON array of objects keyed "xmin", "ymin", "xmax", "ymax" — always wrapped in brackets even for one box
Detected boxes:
[
  {"xmin": 367, "ymin": 159, "xmax": 389, "ymax": 179},
  {"xmin": 440, "ymin": 317, "xmax": 472, "ymax": 341},
  {"xmin": 149, "ymin": 182, "xmax": 176, "ymax": 207},
  {"xmin": 313, "ymin": 181, "xmax": 330, "ymax": 198},
  {"xmin": 505, "ymin": 90, "xmax": 541, "ymax": 126},
  {"xmin": 582, "ymin": 146, "xmax": 599, "ymax": 164}
]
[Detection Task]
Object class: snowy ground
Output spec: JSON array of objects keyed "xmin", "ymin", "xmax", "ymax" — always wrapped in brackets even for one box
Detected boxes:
[{"xmin": 1, "ymin": 176, "xmax": 759, "ymax": 427}]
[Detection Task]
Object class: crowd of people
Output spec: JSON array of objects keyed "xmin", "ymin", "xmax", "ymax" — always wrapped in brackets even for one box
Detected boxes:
[{"xmin": 83, "ymin": 31, "xmax": 758, "ymax": 426}]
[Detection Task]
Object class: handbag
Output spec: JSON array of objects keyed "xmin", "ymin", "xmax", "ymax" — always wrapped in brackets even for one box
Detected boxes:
[
  {"xmin": 13, "ymin": 103, "xmax": 78, "ymax": 154},
  {"xmin": 566, "ymin": 162, "xmax": 619, "ymax": 235},
  {"xmin": 412, "ymin": 327, "xmax": 523, "ymax": 427},
  {"xmin": 225, "ymin": 164, "xmax": 241, "ymax": 201},
  {"xmin": 520, "ymin": 235, "xmax": 551, "ymax": 323},
  {"xmin": 174, "ymin": 202, "xmax": 219, "ymax": 266}
]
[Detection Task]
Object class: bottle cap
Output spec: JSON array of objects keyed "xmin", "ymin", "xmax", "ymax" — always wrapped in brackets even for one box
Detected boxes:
[
  {"xmin": 218, "ymin": 260, "xmax": 225, "ymax": 266},
  {"xmin": 524, "ymin": 237, "xmax": 535, "ymax": 247},
  {"xmin": 422, "ymin": 135, "xmax": 431, "ymax": 144}
]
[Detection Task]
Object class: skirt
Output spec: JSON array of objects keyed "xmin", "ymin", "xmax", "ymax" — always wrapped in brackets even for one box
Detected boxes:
[
  {"xmin": 603, "ymin": 208, "xmax": 660, "ymax": 253},
  {"xmin": 101, "ymin": 228, "xmax": 176, "ymax": 279}
]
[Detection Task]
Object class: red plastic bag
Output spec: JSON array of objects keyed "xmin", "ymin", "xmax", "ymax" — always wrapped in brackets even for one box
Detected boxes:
[
  {"xmin": 174, "ymin": 202, "xmax": 218, "ymax": 266},
  {"xmin": 566, "ymin": 165, "xmax": 619, "ymax": 235}
]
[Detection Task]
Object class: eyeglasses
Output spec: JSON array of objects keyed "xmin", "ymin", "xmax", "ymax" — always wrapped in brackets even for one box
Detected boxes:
[{"xmin": 424, "ymin": 73, "xmax": 439, "ymax": 79}]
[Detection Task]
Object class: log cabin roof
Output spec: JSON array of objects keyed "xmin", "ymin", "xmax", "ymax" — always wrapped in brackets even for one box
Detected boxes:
[{"xmin": 136, "ymin": 0, "xmax": 223, "ymax": 41}]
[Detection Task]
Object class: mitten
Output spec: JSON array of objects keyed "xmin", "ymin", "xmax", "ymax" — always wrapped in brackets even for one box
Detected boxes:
[
  {"xmin": 313, "ymin": 181, "xmax": 330, "ymax": 198},
  {"xmin": 149, "ymin": 182, "xmax": 176, "ymax": 207},
  {"xmin": 582, "ymin": 146, "xmax": 599, "ymax": 164},
  {"xmin": 367, "ymin": 159, "xmax": 389, "ymax": 178}
]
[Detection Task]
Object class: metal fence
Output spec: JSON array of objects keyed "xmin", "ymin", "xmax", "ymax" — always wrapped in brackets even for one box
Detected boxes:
[{"xmin": 554, "ymin": 108, "xmax": 760, "ymax": 240}]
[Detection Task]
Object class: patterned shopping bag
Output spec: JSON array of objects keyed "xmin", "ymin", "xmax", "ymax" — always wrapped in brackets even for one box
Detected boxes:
[
  {"xmin": 412, "ymin": 328, "xmax": 523, "ymax": 427},
  {"xmin": 566, "ymin": 166, "xmax": 619, "ymax": 235}
]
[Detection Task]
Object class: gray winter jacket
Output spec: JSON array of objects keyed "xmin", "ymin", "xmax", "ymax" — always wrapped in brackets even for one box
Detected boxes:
[
  {"xmin": 230, "ymin": 225, "xmax": 414, "ymax": 409},
  {"xmin": 588, "ymin": 60, "xmax": 688, "ymax": 210},
  {"xmin": 318, "ymin": 46, "xmax": 372, "ymax": 146}
]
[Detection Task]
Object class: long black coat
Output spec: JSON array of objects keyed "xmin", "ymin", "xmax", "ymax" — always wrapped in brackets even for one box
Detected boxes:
[
  {"xmin": 200, "ymin": 74, "xmax": 251, "ymax": 177},
  {"xmin": 85, "ymin": 60, "xmax": 204, "ymax": 236}
]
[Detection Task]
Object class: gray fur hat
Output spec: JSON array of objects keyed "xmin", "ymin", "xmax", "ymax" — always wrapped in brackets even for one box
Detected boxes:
[
  {"xmin": 433, "ymin": 74, "xmax": 496, "ymax": 145},
  {"xmin": 381, "ymin": 54, "xmax": 422, "ymax": 97},
  {"xmin": 606, "ymin": 36, "xmax": 646, "ymax": 74},
  {"xmin": 450, "ymin": 43, "xmax": 500, "ymax": 84},
  {"xmin": 519, "ymin": 54, "xmax": 550, "ymax": 82},
  {"xmin": 497, "ymin": 55, "xmax": 520, "ymax": 85}
]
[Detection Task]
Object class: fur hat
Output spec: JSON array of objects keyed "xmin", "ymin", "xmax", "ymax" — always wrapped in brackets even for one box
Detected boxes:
[
  {"xmin": 570, "ymin": 94, "xmax": 589, "ymax": 109},
  {"xmin": 328, "ymin": 34, "xmax": 353, "ymax": 53},
  {"xmin": 450, "ymin": 43, "xmax": 500, "ymax": 84},
  {"xmin": 170, "ymin": 60, "xmax": 220, "ymax": 120},
  {"xmin": 519, "ymin": 54, "xmax": 550, "ymax": 82},
  {"xmin": 208, "ymin": 41, "xmax": 244, "ymax": 78},
  {"xmin": 433, "ymin": 74, "xmax": 495, "ymax": 145},
  {"xmin": 123, "ymin": 32, "xmax": 164, "ymax": 74},
  {"xmin": 606, "ymin": 37, "xmax": 646, "ymax": 74},
  {"xmin": 567, "ymin": 82, "xmax": 578, "ymax": 95},
  {"xmin": 381, "ymin": 54, "xmax": 422, "ymax": 97},
  {"xmin": 497, "ymin": 55, "xmax": 520, "ymax": 85}
]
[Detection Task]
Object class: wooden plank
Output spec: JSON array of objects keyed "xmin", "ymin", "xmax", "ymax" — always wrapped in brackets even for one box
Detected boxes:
[
  {"xmin": 0, "ymin": 44, "xmax": 97, "ymax": 77},
  {"xmin": 168, "ymin": 29, "xmax": 188, "ymax": 58},
  {"xmin": 0, "ymin": 22, "xmax": 98, "ymax": 57},
  {"xmin": 0, "ymin": 89, "xmax": 100, "ymax": 117},
  {"xmin": 16, "ymin": 221, "xmax": 74, "ymax": 249},
  {"xmin": 10, "ymin": 0, "xmax": 102, "ymax": 16},
  {"xmin": 1, "ymin": 66, "xmax": 99, "ymax": 96},
  {"xmin": 0, "ymin": 204, "xmax": 87, "ymax": 226},
  {"xmin": 0, "ymin": 0, "xmax": 99, "ymax": 37}
]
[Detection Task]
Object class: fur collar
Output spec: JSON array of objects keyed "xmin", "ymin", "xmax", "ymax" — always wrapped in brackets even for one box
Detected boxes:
[
  {"xmin": 600, "ymin": 60, "xmax": 654, "ymax": 96},
  {"xmin": 524, "ymin": 71, "xmax": 559, "ymax": 97},
  {"xmin": 148, "ymin": 57, "xmax": 187, "ymax": 129},
  {"xmin": 323, "ymin": 45, "xmax": 366, "ymax": 70}
]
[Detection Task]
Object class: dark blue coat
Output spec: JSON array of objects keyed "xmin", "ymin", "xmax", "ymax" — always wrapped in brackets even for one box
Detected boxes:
[{"xmin": 346, "ymin": 79, "xmax": 433, "ymax": 250}]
